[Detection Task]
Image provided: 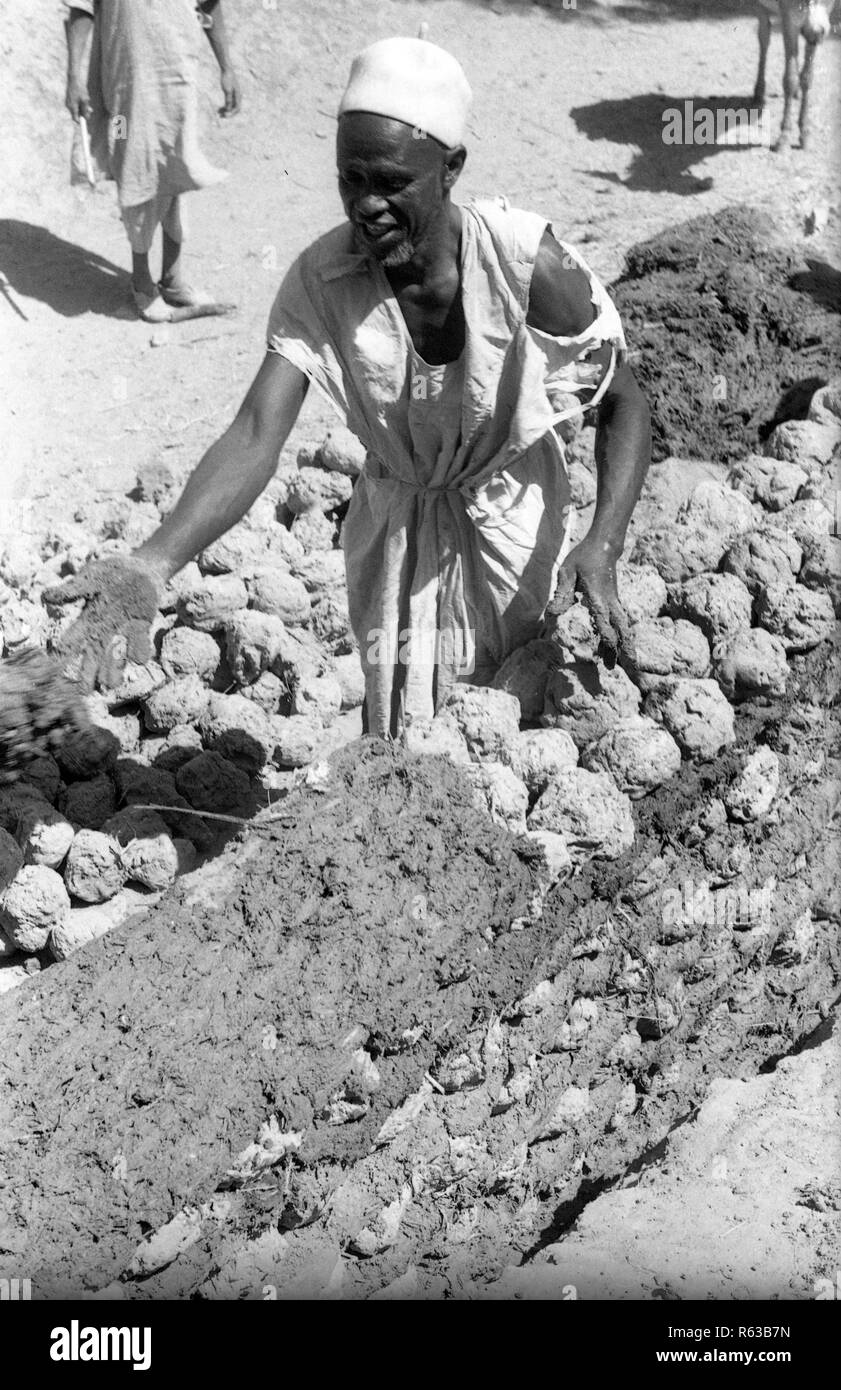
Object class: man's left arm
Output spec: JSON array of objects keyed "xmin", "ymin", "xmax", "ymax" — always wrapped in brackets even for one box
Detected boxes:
[
  {"xmin": 527, "ymin": 229, "xmax": 651, "ymax": 666},
  {"xmin": 199, "ymin": 0, "xmax": 241, "ymax": 116}
]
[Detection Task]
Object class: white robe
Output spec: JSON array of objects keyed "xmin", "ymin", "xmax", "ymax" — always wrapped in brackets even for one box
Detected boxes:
[{"xmin": 267, "ymin": 198, "xmax": 625, "ymax": 737}]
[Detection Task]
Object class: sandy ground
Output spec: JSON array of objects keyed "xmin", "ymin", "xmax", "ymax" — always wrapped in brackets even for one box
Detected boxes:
[
  {"xmin": 2, "ymin": 0, "xmax": 840, "ymax": 512},
  {"xmin": 1, "ymin": 0, "xmax": 839, "ymax": 1299},
  {"xmin": 492, "ymin": 1022, "xmax": 841, "ymax": 1300}
]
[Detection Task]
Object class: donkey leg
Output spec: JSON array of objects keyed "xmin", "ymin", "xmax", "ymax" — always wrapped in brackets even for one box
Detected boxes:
[
  {"xmin": 775, "ymin": 5, "xmax": 801, "ymax": 149},
  {"xmin": 798, "ymin": 37, "xmax": 819, "ymax": 149},
  {"xmin": 753, "ymin": 6, "xmax": 772, "ymax": 109},
  {"xmin": 798, "ymin": 4, "xmax": 830, "ymax": 149}
]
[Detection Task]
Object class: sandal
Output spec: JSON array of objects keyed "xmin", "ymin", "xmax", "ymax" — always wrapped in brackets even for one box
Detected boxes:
[
  {"xmin": 131, "ymin": 284, "xmax": 174, "ymax": 323},
  {"xmin": 158, "ymin": 281, "xmax": 214, "ymax": 309}
]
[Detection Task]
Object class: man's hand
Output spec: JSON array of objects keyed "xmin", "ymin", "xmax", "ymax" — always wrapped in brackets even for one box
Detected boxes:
[
  {"xmin": 65, "ymin": 75, "xmax": 92, "ymax": 123},
  {"xmin": 65, "ymin": 6, "xmax": 94, "ymax": 122},
  {"xmin": 219, "ymin": 66, "xmax": 241, "ymax": 117},
  {"xmin": 42, "ymin": 556, "xmax": 164, "ymax": 692},
  {"xmin": 543, "ymin": 538, "xmax": 633, "ymax": 671},
  {"xmin": 201, "ymin": 1, "xmax": 241, "ymax": 116}
]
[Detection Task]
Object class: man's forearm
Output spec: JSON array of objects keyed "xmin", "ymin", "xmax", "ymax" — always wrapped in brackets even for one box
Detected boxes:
[
  {"xmin": 136, "ymin": 429, "xmax": 279, "ymax": 583},
  {"xmin": 200, "ymin": 0, "xmax": 234, "ymax": 72},
  {"xmin": 135, "ymin": 353, "xmax": 308, "ymax": 583},
  {"xmin": 66, "ymin": 9, "xmax": 93, "ymax": 81},
  {"xmin": 585, "ymin": 369, "xmax": 651, "ymax": 559}
]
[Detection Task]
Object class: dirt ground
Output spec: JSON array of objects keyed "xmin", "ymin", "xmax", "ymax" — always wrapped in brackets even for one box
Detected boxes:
[
  {"xmin": 486, "ymin": 1019, "xmax": 841, "ymax": 1301},
  {"xmin": 1, "ymin": 0, "xmax": 840, "ymax": 1300},
  {"xmin": 2, "ymin": 700, "xmax": 837, "ymax": 1298},
  {"xmin": 3, "ymin": 0, "xmax": 840, "ymax": 511}
]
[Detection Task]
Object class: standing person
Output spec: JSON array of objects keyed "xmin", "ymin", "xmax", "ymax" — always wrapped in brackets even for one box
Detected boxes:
[
  {"xmin": 46, "ymin": 37, "xmax": 650, "ymax": 737},
  {"xmin": 64, "ymin": 0, "xmax": 241, "ymax": 322}
]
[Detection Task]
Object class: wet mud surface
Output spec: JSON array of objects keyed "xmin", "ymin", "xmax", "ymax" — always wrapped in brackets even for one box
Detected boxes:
[
  {"xmin": 0, "ymin": 649, "xmax": 95, "ymax": 782},
  {"xmin": 1, "ymin": 688, "xmax": 837, "ymax": 1298},
  {"xmin": 0, "ymin": 743, "xmax": 544, "ymax": 1293},
  {"xmin": 611, "ymin": 206, "xmax": 841, "ymax": 461}
]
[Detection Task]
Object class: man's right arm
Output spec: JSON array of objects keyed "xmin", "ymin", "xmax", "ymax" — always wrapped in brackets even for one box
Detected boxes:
[
  {"xmin": 65, "ymin": 6, "xmax": 94, "ymax": 121},
  {"xmin": 136, "ymin": 352, "xmax": 309, "ymax": 583},
  {"xmin": 44, "ymin": 353, "xmax": 309, "ymax": 689}
]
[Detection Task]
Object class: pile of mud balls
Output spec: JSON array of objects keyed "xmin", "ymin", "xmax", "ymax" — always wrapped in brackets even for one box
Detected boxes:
[{"xmin": 0, "ymin": 376, "xmax": 838, "ymax": 986}]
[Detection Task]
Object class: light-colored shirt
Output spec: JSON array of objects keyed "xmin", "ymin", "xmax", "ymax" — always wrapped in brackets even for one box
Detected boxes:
[{"xmin": 267, "ymin": 198, "xmax": 625, "ymax": 737}]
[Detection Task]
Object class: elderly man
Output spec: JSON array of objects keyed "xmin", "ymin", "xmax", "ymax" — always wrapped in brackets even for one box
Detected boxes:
[
  {"xmin": 46, "ymin": 37, "xmax": 650, "ymax": 738},
  {"xmin": 65, "ymin": 0, "xmax": 240, "ymax": 321}
]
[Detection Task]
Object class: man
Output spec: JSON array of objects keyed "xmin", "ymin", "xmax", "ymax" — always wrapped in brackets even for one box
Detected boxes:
[
  {"xmin": 46, "ymin": 37, "xmax": 651, "ymax": 738},
  {"xmin": 64, "ymin": 0, "xmax": 241, "ymax": 321}
]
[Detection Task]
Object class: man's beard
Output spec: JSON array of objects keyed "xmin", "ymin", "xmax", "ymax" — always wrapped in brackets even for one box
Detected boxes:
[
  {"xmin": 354, "ymin": 221, "xmax": 416, "ymax": 267},
  {"xmin": 380, "ymin": 236, "xmax": 415, "ymax": 268}
]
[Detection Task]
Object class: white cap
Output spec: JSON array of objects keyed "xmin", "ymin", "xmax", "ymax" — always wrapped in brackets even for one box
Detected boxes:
[{"xmin": 338, "ymin": 37, "xmax": 472, "ymax": 147}]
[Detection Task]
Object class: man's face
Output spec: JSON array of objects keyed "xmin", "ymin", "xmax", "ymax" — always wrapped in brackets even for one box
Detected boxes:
[{"xmin": 336, "ymin": 113, "xmax": 457, "ymax": 268}]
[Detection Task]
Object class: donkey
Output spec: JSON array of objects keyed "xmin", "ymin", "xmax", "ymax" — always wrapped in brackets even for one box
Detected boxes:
[{"xmin": 754, "ymin": 1, "xmax": 832, "ymax": 149}]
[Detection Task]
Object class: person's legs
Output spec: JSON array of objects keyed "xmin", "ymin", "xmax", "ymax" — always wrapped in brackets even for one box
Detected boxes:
[
  {"xmin": 159, "ymin": 197, "xmax": 188, "ymax": 293},
  {"xmin": 121, "ymin": 198, "xmax": 177, "ymax": 320},
  {"xmin": 125, "ymin": 194, "xmax": 228, "ymax": 316},
  {"xmin": 121, "ymin": 199, "xmax": 161, "ymax": 299},
  {"xmin": 130, "ymin": 252, "xmax": 156, "ymax": 299},
  {"xmin": 158, "ymin": 197, "xmax": 216, "ymax": 307}
]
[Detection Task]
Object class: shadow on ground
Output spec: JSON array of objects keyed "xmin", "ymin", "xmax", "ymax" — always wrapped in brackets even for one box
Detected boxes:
[
  {"xmin": 791, "ymin": 258, "xmax": 841, "ymax": 314},
  {"xmin": 0, "ymin": 221, "xmax": 132, "ymax": 320},
  {"xmin": 571, "ymin": 91, "xmax": 784, "ymax": 194},
  {"xmin": 435, "ymin": 0, "xmax": 762, "ymax": 21}
]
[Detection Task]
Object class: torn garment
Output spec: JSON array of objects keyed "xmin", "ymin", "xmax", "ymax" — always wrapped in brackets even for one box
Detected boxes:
[{"xmin": 267, "ymin": 197, "xmax": 626, "ymax": 737}]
